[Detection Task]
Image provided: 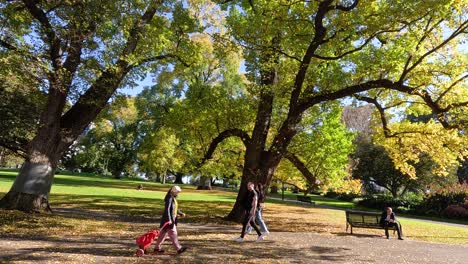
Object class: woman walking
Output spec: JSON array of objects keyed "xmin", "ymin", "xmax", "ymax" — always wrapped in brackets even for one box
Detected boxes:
[{"xmin": 154, "ymin": 185, "xmax": 187, "ymax": 254}]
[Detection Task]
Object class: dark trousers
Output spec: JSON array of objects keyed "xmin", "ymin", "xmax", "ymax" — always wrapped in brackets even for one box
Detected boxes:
[
  {"xmin": 241, "ymin": 210, "xmax": 262, "ymax": 238},
  {"xmin": 382, "ymin": 221, "xmax": 402, "ymax": 238}
]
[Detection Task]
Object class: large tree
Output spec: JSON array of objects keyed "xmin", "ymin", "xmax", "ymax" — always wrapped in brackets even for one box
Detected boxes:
[
  {"xmin": 64, "ymin": 96, "xmax": 140, "ymax": 178},
  {"xmin": 0, "ymin": 0, "xmax": 198, "ymax": 211},
  {"xmin": 135, "ymin": 31, "xmax": 250, "ymax": 186},
  {"xmin": 200, "ymin": 0, "xmax": 467, "ymax": 221},
  {"xmin": 351, "ymin": 139, "xmax": 457, "ymax": 197},
  {"xmin": 278, "ymin": 103, "xmax": 355, "ymax": 193}
]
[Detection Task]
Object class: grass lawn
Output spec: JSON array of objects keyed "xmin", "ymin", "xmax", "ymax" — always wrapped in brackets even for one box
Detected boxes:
[
  {"xmin": 268, "ymin": 190, "xmax": 356, "ymax": 208},
  {"xmin": 1, "ymin": 170, "xmax": 467, "ymax": 245}
]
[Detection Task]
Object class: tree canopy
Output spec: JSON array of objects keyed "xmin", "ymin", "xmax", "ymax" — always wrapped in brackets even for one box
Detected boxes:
[{"xmin": 0, "ymin": 0, "xmax": 466, "ymax": 217}]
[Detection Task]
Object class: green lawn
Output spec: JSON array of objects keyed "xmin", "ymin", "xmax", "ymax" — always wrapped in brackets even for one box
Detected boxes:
[
  {"xmin": 1, "ymin": 170, "xmax": 467, "ymax": 245},
  {"xmin": 268, "ymin": 190, "xmax": 356, "ymax": 208}
]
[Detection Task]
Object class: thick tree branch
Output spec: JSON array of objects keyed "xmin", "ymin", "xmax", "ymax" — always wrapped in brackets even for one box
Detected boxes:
[
  {"xmin": 298, "ymin": 79, "xmax": 397, "ymax": 112},
  {"xmin": 354, "ymin": 95, "xmax": 392, "ymax": 137},
  {"xmin": 390, "ymin": 85, "xmax": 465, "ymax": 129},
  {"xmin": 289, "ymin": 0, "xmax": 333, "ymax": 109},
  {"xmin": 200, "ymin": 129, "xmax": 251, "ymax": 165},
  {"xmin": 284, "ymin": 151, "xmax": 318, "ymax": 188},
  {"xmin": 0, "ymin": 39, "xmax": 17, "ymax": 51},
  {"xmin": 60, "ymin": 0, "xmax": 163, "ymax": 139},
  {"xmin": 0, "ymin": 39, "xmax": 42, "ymax": 63},
  {"xmin": 22, "ymin": 0, "xmax": 62, "ymax": 70},
  {"xmin": 0, "ymin": 140, "xmax": 28, "ymax": 159},
  {"xmin": 62, "ymin": 26, "xmax": 85, "ymax": 78}
]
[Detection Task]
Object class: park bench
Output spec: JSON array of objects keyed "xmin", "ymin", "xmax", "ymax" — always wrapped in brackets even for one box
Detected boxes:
[
  {"xmin": 296, "ymin": 195, "xmax": 315, "ymax": 205},
  {"xmin": 345, "ymin": 210, "xmax": 402, "ymax": 236}
]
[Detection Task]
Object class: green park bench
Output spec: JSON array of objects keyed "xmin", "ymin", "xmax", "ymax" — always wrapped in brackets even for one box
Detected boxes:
[
  {"xmin": 296, "ymin": 195, "xmax": 315, "ymax": 205},
  {"xmin": 345, "ymin": 210, "xmax": 403, "ymax": 235}
]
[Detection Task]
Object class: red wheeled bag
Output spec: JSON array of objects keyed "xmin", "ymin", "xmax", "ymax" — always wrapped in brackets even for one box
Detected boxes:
[{"xmin": 135, "ymin": 222, "xmax": 170, "ymax": 257}]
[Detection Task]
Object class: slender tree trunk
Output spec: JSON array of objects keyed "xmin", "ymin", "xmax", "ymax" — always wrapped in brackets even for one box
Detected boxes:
[
  {"xmin": 174, "ymin": 172, "xmax": 183, "ymax": 184},
  {"xmin": 0, "ymin": 148, "xmax": 6, "ymax": 167},
  {"xmin": 197, "ymin": 176, "xmax": 212, "ymax": 190},
  {"xmin": 270, "ymin": 185, "xmax": 278, "ymax": 194}
]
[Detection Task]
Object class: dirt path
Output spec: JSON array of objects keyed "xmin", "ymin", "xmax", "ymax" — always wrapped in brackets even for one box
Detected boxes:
[{"xmin": 1, "ymin": 221, "xmax": 467, "ymax": 264}]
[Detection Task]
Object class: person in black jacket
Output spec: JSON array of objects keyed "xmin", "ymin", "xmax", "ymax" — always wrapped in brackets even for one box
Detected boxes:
[
  {"xmin": 235, "ymin": 182, "xmax": 264, "ymax": 242},
  {"xmin": 380, "ymin": 207, "xmax": 403, "ymax": 240},
  {"xmin": 154, "ymin": 186, "xmax": 187, "ymax": 254},
  {"xmin": 246, "ymin": 183, "xmax": 269, "ymax": 235}
]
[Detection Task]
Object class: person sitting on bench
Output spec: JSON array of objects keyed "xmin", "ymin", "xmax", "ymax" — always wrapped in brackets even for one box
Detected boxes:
[{"xmin": 380, "ymin": 207, "xmax": 403, "ymax": 240}]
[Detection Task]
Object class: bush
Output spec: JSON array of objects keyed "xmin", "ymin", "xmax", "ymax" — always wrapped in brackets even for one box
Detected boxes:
[
  {"xmin": 416, "ymin": 184, "xmax": 468, "ymax": 216},
  {"xmin": 324, "ymin": 191, "xmax": 339, "ymax": 199},
  {"xmin": 324, "ymin": 191, "xmax": 360, "ymax": 202},
  {"xmin": 442, "ymin": 204, "xmax": 468, "ymax": 219},
  {"xmin": 358, "ymin": 194, "xmax": 423, "ymax": 212}
]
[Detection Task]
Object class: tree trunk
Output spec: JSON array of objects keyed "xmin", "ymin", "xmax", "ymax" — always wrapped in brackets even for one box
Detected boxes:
[
  {"xmin": 174, "ymin": 172, "xmax": 184, "ymax": 184},
  {"xmin": 197, "ymin": 176, "xmax": 212, "ymax": 190},
  {"xmin": 0, "ymin": 161, "xmax": 55, "ymax": 212},
  {"xmin": 0, "ymin": 148, "xmax": 5, "ymax": 167},
  {"xmin": 0, "ymin": 134, "xmax": 63, "ymax": 212},
  {"xmin": 270, "ymin": 185, "xmax": 278, "ymax": 194},
  {"xmin": 0, "ymin": 114, "xmax": 72, "ymax": 212},
  {"xmin": 225, "ymin": 150, "xmax": 278, "ymax": 222}
]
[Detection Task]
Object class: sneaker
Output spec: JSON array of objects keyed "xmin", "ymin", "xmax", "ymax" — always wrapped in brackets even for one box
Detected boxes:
[
  {"xmin": 256, "ymin": 234, "xmax": 265, "ymax": 242},
  {"xmin": 398, "ymin": 237, "xmax": 404, "ymax": 240},
  {"xmin": 262, "ymin": 231, "xmax": 270, "ymax": 236},
  {"xmin": 234, "ymin": 237, "xmax": 244, "ymax": 242},
  {"xmin": 177, "ymin": 247, "xmax": 187, "ymax": 254}
]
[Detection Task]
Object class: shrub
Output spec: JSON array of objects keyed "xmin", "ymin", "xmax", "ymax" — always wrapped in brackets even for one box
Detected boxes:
[
  {"xmin": 358, "ymin": 194, "xmax": 423, "ymax": 212},
  {"xmin": 324, "ymin": 191, "xmax": 360, "ymax": 202},
  {"xmin": 442, "ymin": 204, "xmax": 468, "ymax": 219},
  {"xmin": 358, "ymin": 195, "xmax": 401, "ymax": 210},
  {"xmin": 324, "ymin": 191, "xmax": 339, "ymax": 199},
  {"xmin": 416, "ymin": 184, "xmax": 468, "ymax": 216}
]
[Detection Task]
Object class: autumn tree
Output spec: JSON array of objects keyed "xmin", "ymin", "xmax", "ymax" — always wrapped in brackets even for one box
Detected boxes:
[
  {"xmin": 352, "ymin": 139, "xmax": 457, "ymax": 198},
  {"xmin": 135, "ymin": 31, "xmax": 250, "ymax": 186},
  {"xmin": 64, "ymin": 96, "xmax": 140, "ymax": 178},
  {"xmin": 200, "ymin": 0, "xmax": 468, "ymax": 221},
  {"xmin": 0, "ymin": 0, "xmax": 198, "ymax": 212},
  {"xmin": 277, "ymin": 103, "xmax": 355, "ymax": 194}
]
